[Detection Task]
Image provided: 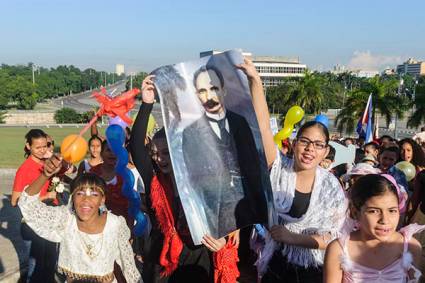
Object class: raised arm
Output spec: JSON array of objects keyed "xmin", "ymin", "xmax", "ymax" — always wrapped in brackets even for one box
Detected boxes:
[
  {"xmin": 18, "ymin": 154, "xmax": 69, "ymax": 243},
  {"xmin": 26, "ymin": 154, "xmax": 63, "ymax": 196},
  {"xmin": 237, "ymin": 59, "xmax": 276, "ymax": 167},
  {"xmin": 11, "ymin": 191, "xmax": 21, "ymax": 207},
  {"xmin": 130, "ymin": 75, "xmax": 155, "ymax": 190},
  {"xmin": 91, "ymin": 119, "xmax": 99, "ymax": 137}
]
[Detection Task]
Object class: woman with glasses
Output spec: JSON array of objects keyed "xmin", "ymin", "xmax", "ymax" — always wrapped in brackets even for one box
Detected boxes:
[{"xmin": 237, "ymin": 59, "xmax": 347, "ymax": 283}]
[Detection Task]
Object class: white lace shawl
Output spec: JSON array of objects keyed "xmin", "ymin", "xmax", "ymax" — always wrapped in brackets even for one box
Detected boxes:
[
  {"xmin": 270, "ymin": 151, "xmax": 348, "ymax": 267},
  {"xmin": 18, "ymin": 191, "xmax": 142, "ymax": 283}
]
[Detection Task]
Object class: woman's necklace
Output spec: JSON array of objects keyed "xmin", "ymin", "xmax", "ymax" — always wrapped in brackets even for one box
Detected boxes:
[{"xmin": 77, "ymin": 230, "xmax": 104, "ymax": 260}]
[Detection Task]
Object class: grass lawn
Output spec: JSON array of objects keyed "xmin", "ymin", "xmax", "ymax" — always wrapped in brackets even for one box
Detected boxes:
[{"xmin": 0, "ymin": 126, "xmax": 105, "ymax": 168}]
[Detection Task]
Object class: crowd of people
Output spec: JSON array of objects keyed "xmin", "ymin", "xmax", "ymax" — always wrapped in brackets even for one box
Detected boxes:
[{"xmin": 10, "ymin": 59, "xmax": 425, "ymax": 283}]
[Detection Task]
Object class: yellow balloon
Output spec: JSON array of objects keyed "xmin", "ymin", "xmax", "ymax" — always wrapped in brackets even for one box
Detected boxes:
[
  {"xmin": 274, "ymin": 126, "xmax": 293, "ymax": 148},
  {"xmin": 284, "ymin": 106, "xmax": 305, "ymax": 127},
  {"xmin": 274, "ymin": 135, "xmax": 283, "ymax": 150},
  {"xmin": 147, "ymin": 114, "xmax": 156, "ymax": 137},
  {"xmin": 60, "ymin": 135, "xmax": 88, "ymax": 164}
]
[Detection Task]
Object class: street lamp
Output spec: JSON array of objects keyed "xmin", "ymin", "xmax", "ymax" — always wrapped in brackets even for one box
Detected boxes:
[
  {"xmin": 413, "ymin": 79, "xmax": 418, "ymax": 102},
  {"xmin": 32, "ymin": 64, "xmax": 38, "ymax": 85},
  {"xmin": 130, "ymin": 72, "xmax": 135, "ymax": 90}
]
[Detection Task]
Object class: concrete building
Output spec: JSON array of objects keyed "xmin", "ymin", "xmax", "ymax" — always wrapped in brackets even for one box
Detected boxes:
[
  {"xmin": 200, "ymin": 50, "xmax": 307, "ymax": 87},
  {"xmin": 331, "ymin": 64, "xmax": 347, "ymax": 75},
  {"xmin": 351, "ymin": 70, "xmax": 380, "ymax": 78},
  {"xmin": 382, "ymin": 68, "xmax": 396, "ymax": 76},
  {"xmin": 115, "ymin": 64, "xmax": 125, "ymax": 76},
  {"xmin": 396, "ymin": 58, "xmax": 425, "ymax": 76}
]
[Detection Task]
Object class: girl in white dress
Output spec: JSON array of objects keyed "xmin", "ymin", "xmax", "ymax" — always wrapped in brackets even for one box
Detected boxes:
[{"xmin": 19, "ymin": 154, "xmax": 142, "ymax": 283}]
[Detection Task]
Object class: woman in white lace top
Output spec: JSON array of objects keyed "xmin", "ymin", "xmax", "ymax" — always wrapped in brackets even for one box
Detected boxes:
[
  {"xmin": 238, "ymin": 59, "xmax": 347, "ymax": 282},
  {"xmin": 18, "ymin": 154, "xmax": 142, "ymax": 283}
]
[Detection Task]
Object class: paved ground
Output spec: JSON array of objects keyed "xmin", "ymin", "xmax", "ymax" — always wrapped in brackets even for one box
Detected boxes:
[{"xmin": 0, "ymin": 169, "xmax": 28, "ymax": 282}]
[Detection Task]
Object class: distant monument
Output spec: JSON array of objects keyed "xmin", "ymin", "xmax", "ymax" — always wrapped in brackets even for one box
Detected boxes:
[{"xmin": 115, "ymin": 64, "xmax": 125, "ymax": 76}]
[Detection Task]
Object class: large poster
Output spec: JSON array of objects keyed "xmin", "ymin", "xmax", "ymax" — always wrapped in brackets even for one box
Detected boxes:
[{"xmin": 153, "ymin": 50, "xmax": 273, "ymax": 245}]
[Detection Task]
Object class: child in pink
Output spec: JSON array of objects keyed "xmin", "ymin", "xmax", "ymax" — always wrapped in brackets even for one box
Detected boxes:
[{"xmin": 324, "ymin": 174, "xmax": 423, "ymax": 283}]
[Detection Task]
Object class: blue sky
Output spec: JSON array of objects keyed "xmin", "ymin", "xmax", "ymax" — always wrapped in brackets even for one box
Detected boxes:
[{"xmin": 1, "ymin": 0, "xmax": 424, "ymax": 73}]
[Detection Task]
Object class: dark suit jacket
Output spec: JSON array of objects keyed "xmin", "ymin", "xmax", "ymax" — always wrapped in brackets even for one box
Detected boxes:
[{"xmin": 182, "ymin": 110, "xmax": 268, "ymax": 237}]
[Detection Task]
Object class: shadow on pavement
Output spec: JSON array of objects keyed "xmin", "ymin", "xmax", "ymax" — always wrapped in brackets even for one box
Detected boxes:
[{"xmin": 0, "ymin": 194, "xmax": 28, "ymax": 281}]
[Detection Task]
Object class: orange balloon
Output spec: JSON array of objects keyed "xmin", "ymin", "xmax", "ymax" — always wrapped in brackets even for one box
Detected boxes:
[{"xmin": 60, "ymin": 134, "xmax": 88, "ymax": 163}]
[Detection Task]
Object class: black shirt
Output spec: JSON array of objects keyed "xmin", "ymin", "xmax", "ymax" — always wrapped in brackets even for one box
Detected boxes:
[{"xmin": 288, "ymin": 190, "xmax": 312, "ymax": 218}]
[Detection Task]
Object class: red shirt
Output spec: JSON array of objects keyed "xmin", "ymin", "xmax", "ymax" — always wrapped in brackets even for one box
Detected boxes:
[{"xmin": 13, "ymin": 157, "xmax": 50, "ymax": 197}]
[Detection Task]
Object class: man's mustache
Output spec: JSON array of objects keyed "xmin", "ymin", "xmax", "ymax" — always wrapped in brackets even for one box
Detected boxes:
[{"xmin": 203, "ymin": 99, "xmax": 220, "ymax": 109}]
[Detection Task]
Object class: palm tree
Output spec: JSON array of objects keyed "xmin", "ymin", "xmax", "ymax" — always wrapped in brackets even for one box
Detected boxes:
[
  {"xmin": 290, "ymin": 71, "xmax": 325, "ymax": 115},
  {"xmin": 407, "ymin": 83, "xmax": 425, "ymax": 128},
  {"xmin": 335, "ymin": 76, "xmax": 409, "ymax": 134},
  {"xmin": 266, "ymin": 71, "xmax": 339, "ymax": 117}
]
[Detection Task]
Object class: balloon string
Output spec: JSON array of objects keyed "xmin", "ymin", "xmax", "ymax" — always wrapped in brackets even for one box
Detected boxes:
[{"xmin": 78, "ymin": 112, "xmax": 100, "ymax": 137}]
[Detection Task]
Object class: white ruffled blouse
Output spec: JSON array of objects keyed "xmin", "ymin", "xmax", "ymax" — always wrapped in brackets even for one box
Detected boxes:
[
  {"xmin": 270, "ymin": 151, "xmax": 348, "ymax": 267},
  {"xmin": 18, "ymin": 191, "xmax": 142, "ymax": 283}
]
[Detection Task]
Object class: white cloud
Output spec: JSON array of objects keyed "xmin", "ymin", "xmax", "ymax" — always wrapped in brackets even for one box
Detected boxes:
[{"xmin": 347, "ymin": 51, "xmax": 404, "ymax": 71}]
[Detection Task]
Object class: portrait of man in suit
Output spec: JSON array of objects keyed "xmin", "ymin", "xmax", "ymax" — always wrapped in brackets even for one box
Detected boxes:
[{"xmin": 182, "ymin": 65, "xmax": 268, "ymax": 238}]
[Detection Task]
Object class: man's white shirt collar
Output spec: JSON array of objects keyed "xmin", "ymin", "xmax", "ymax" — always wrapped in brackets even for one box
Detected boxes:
[{"xmin": 205, "ymin": 110, "xmax": 229, "ymax": 139}]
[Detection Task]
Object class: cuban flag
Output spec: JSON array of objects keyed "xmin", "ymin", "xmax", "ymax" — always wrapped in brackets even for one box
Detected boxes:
[{"xmin": 356, "ymin": 94, "xmax": 373, "ymax": 143}]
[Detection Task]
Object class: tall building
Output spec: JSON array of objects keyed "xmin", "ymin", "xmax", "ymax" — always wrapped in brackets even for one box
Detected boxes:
[
  {"xmin": 200, "ymin": 50, "xmax": 307, "ymax": 87},
  {"xmin": 331, "ymin": 64, "xmax": 347, "ymax": 75},
  {"xmin": 115, "ymin": 64, "xmax": 125, "ymax": 76},
  {"xmin": 396, "ymin": 58, "xmax": 425, "ymax": 76}
]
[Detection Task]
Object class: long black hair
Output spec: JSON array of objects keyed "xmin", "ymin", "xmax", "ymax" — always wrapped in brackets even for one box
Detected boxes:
[{"xmin": 399, "ymin": 138, "xmax": 425, "ymax": 168}]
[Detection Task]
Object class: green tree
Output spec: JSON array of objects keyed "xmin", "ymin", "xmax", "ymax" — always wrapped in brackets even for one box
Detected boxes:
[
  {"xmin": 0, "ymin": 110, "xmax": 6, "ymax": 123},
  {"xmin": 82, "ymin": 68, "xmax": 100, "ymax": 91},
  {"xmin": 0, "ymin": 63, "xmax": 142, "ymax": 109},
  {"xmin": 126, "ymin": 72, "xmax": 148, "ymax": 91},
  {"xmin": 407, "ymin": 83, "xmax": 425, "ymax": 128},
  {"xmin": 286, "ymin": 71, "xmax": 326, "ymax": 115},
  {"xmin": 266, "ymin": 73, "xmax": 326, "ymax": 115},
  {"xmin": 335, "ymin": 76, "xmax": 409, "ymax": 134},
  {"xmin": 266, "ymin": 80, "xmax": 295, "ymax": 115},
  {"xmin": 6, "ymin": 76, "xmax": 38, "ymax": 109},
  {"xmin": 0, "ymin": 70, "xmax": 11, "ymax": 108},
  {"xmin": 54, "ymin": 107, "xmax": 81, "ymax": 123}
]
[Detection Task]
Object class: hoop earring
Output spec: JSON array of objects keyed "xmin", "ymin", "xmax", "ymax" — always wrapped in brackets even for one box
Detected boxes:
[
  {"xmin": 99, "ymin": 204, "xmax": 107, "ymax": 215},
  {"xmin": 70, "ymin": 204, "xmax": 76, "ymax": 215}
]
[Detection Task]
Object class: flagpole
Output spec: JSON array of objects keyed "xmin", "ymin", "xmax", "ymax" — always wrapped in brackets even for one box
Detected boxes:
[{"xmin": 394, "ymin": 78, "xmax": 404, "ymax": 140}]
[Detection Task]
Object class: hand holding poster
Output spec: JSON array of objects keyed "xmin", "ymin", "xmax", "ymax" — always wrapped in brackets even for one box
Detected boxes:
[{"xmin": 152, "ymin": 50, "xmax": 273, "ymax": 244}]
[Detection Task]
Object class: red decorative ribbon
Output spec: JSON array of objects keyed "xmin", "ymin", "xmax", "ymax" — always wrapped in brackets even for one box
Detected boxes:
[
  {"xmin": 213, "ymin": 232, "xmax": 240, "ymax": 283},
  {"xmin": 150, "ymin": 175, "xmax": 183, "ymax": 276},
  {"xmin": 150, "ymin": 175, "xmax": 240, "ymax": 282},
  {"xmin": 92, "ymin": 87, "xmax": 140, "ymax": 125}
]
